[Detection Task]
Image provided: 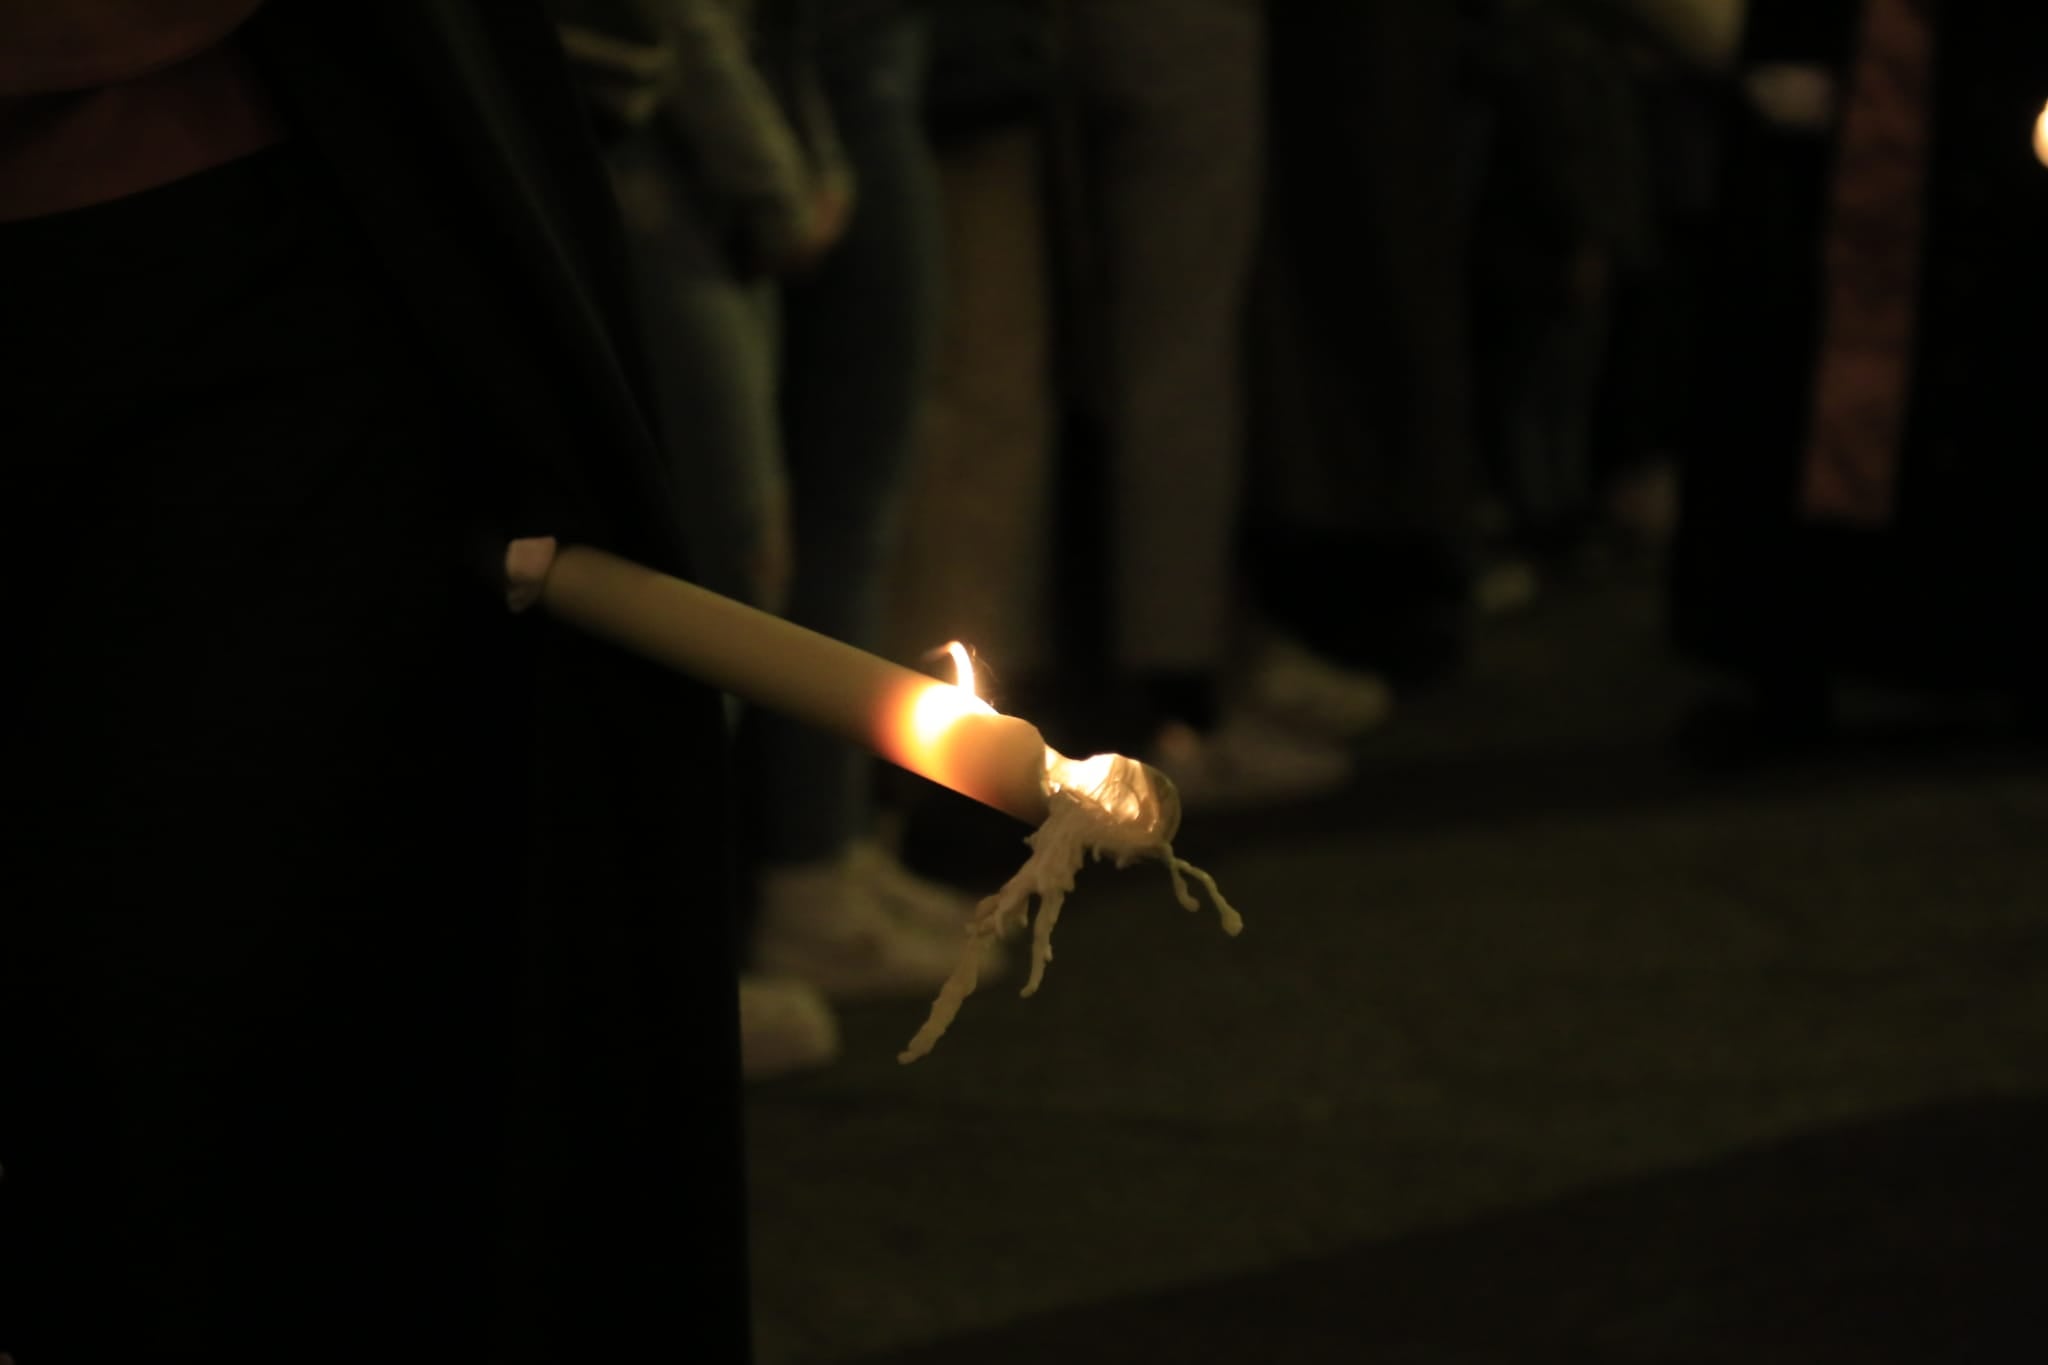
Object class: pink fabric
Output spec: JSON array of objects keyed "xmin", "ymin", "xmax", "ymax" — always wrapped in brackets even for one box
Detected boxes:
[
  {"xmin": 0, "ymin": 2, "xmax": 282, "ymax": 222},
  {"xmin": 1799, "ymin": 0, "xmax": 1935, "ymax": 528}
]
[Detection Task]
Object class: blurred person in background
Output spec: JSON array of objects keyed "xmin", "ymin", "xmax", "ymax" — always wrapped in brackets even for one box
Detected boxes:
[
  {"xmin": 555, "ymin": 0, "xmax": 974, "ymax": 1080},
  {"xmin": 1245, "ymin": 0, "xmax": 1482, "ymax": 694},
  {"xmin": 756, "ymin": 0, "xmax": 985, "ymax": 998},
  {"xmin": 1585, "ymin": 31, "xmax": 1721, "ymax": 559},
  {"xmin": 1672, "ymin": 0, "xmax": 2048, "ymax": 735},
  {"xmin": 1462, "ymin": 0, "xmax": 1728, "ymax": 594},
  {"xmin": 1467, "ymin": 0, "xmax": 1657, "ymax": 579},
  {"xmin": 557, "ymin": 0, "xmax": 840, "ymax": 610},
  {"xmin": 1062, "ymin": 0, "xmax": 1387, "ymax": 812},
  {"xmin": 1, "ymin": 1, "xmax": 749, "ymax": 1358}
]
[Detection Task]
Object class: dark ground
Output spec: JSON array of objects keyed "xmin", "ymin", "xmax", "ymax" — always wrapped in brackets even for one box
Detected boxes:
[{"xmin": 743, "ymin": 569, "xmax": 2048, "ymax": 1364}]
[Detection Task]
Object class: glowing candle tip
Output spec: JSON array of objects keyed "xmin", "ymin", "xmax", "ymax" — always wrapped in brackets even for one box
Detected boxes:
[{"xmin": 945, "ymin": 640, "xmax": 977, "ymax": 698}]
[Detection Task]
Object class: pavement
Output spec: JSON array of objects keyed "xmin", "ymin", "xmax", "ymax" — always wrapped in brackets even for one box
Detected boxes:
[{"xmin": 744, "ymin": 570, "xmax": 2048, "ymax": 1364}]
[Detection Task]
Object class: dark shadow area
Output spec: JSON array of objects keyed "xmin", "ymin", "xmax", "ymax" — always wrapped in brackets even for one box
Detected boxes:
[
  {"xmin": 863, "ymin": 1094, "xmax": 2048, "ymax": 1364},
  {"xmin": 899, "ymin": 571, "xmax": 2042, "ymax": 882}
]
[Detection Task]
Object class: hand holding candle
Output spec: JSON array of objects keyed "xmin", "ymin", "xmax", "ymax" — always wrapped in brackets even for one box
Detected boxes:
[{"xmin": 507, "ymin": 538, "xmax": 1239, "ymax": 1061}]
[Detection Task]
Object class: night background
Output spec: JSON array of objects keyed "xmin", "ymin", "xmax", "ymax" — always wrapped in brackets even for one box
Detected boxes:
[
  {"xmin": 745, "ymin": 1, "xmax": 2048, "ymax": 1360},
  {"xmin": 5, "ymin": 1, "xmax": 2045, "ymax": 1361}
]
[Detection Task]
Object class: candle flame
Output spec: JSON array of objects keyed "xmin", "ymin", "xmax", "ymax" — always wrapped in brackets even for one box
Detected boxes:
[
  {"xmin": 908, "ymin": 641, "xmax": 996, "ymax": 749},
  {"xmin": 2036, "ymin": 99, "xmax": 2048, "ymax": 169},
  {"xmin": 946, "ymin": 640, "xmax": 978, "ymax": 699}
]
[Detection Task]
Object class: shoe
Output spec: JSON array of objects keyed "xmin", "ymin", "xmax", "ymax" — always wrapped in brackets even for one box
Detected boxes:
[
  {"xmin": 1147, "ymin": 711, "xmax": 1354, "ymax": 813},
  {"xmin": 847, "ymin": 840, "xmax": 1010, "ymax": 978},
  {"xmin": 1474, "ymin": 557, "xmax": 1540, "ymax": 616},
  {"xmin": 1241, "ymin": 631, "xmax": 1395, "ymax": 742},
  {"xmin": 754, "ymin": 858, "xmax": 970, "ymax": 1002},
  {"xmin": 1604, "ymin": 459, "xmax": 1680, "ymax": 553},
  {"xmin": 846, "ymin": 839, "xmax": 973, "ymax": 936},
  {"xmin": 740, "ymin": 974, "xmax": 841, "ymax": 1080}
]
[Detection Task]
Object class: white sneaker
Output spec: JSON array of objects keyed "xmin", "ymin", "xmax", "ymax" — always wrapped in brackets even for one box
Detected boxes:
[
  {"xmin": 1606, "ymin": 459, "xmax": 1680, "ymax": 550},
  {"xmin": 846, "ymin": 840, "xmax": 973, "ymax": 935},
  {"xmin": 740, "ymin": 974, "xmax": 841, "ymax": 1080},
  {"xmin": 1241, "ymin": 631, "xmax": 1395, "ymax": 741},
  {"xmin": 1474, "ymin": 558, "xmax": 1540, "ymax": 616},
  {"xmin": 1147, "ymin": 712, "xmax": 1354, "ymax": 813},
  {"xmin": 754, "ymin": 859, "xmax": 968, "ymax": 1002},
  {"xmin": 846, "ymin": 840, "xmax": 1010, "ymax": 977}
]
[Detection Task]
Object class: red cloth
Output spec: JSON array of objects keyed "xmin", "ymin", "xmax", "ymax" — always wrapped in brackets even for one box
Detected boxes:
[
  {"xmin": 1799, "ymin": 0, "xmax": 1935, "ymax": 528},
  {"xmin": 0, "ymin": 1, "xmax": 283, "ymax": 221}
]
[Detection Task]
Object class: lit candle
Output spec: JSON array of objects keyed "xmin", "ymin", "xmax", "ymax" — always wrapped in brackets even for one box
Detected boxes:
[
  {"xmin": 512, "ymin": 539, "xmax": 1051, "ymax": 825},
  {"xmin": 507, "ymin": 538, "xmax": 1239, "ymax": 1063},
  {"xmin": 2035, "ymin": 98, "xmax": 2048, "ymax": 169}
]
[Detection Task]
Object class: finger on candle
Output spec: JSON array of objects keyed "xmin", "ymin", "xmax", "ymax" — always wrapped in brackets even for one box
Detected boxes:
[{"xmin": 504, "ymin": 536, "xmax": 560, "ymax": 613}]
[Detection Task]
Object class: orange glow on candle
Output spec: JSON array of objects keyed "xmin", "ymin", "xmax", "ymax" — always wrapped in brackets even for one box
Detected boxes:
[
  {"xmin": 526, "ymin": 547, "xmax": 1053, "ymax": 824},
  {"xmin": 907, "ymin": 676, "xmax": 994, "ymax": 749},
  {"xmin": 895, "ymin": 643, "xmax": 1048, "ymax": 822},
  {"xmin": 906, "ymin": 641, "xmax": 996, "ymax": 752},
  {"xmin": 2035, "ymin": 99, "xmax": 2048, "ymax": 169}
]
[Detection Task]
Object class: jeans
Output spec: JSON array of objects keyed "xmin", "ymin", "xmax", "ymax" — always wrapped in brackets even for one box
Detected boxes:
[
  {"xmin": 757, "ymin": 11, "xmax": 943, "ymax": 864},
  {"xmin": 609, "ymin": 135, "xmax": 787, "ymax": 611},
  {"xmin": 617, "ymin": 13, "xmax": 942, "ymax": 868},
  {"xmin": 1066, "ymin": 0, "xmax": 1267, "ymax": 677}
]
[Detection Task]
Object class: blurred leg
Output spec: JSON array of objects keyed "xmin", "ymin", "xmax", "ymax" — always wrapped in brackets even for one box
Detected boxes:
[
  {"xmin": 1067, "ymin": 0, "xmax": 1265, "ymax": 685},
  {"xmin": 610, "ymin": 135, "xmax": 789, "ymax": 611},
  {"xmin": 762, "ymin": 13, "xmax": 944, "ymax": 864},
  {"xmin": 1252, "ymin": 0, "xmax": 1479, "ymax": 684}
]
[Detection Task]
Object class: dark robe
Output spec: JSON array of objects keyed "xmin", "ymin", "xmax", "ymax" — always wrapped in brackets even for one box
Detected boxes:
[
  {"xmin": 1673, "ymin": 0, "xmax": 2048, "ymax": 693},
  {"xmin": 1245, "ymin": 0, "xmax": 1480, "ymax": 686},
  {"xmin": 0, "ymin": 3, "xmax": 749, "ymax": 1360}
]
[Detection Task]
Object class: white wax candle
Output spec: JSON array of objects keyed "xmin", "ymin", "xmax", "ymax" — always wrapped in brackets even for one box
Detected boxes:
[{"xmin": 520, "ymin": 542, "xmax": 1051, "ymax": 826}]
